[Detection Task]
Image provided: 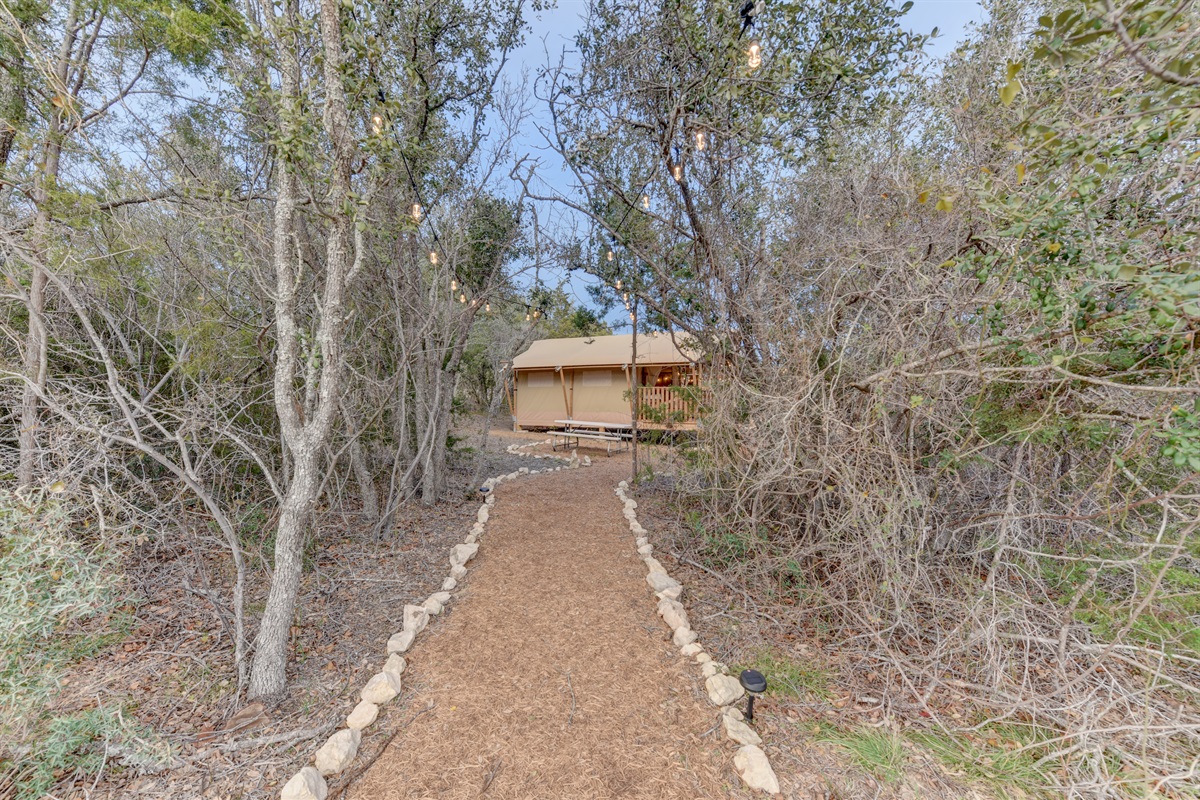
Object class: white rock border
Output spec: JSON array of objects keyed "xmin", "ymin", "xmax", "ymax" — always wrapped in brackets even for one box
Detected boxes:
[
  {"xmin": 614, "ymin": 479, "xmax": 781, "ymax": 796},
  {"xmin": 279, "ymin": 442, "xmax": 579, "ymax": 799}
]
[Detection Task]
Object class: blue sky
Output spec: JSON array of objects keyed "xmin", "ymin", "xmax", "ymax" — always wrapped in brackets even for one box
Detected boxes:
[{"xmin": 499, "ymin": 1, "xmax": 987, "ymax": 327}]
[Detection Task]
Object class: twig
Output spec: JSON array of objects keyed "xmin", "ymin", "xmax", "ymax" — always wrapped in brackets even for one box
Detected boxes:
[{"xmin": 480, "ymin": 756, "xmax": 503, "ymax": 795}]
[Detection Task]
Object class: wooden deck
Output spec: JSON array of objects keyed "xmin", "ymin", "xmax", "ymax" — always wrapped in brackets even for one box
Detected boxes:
[{"xmin": 635, "ymin": 386, "xmax": 708, "ymax": 430}]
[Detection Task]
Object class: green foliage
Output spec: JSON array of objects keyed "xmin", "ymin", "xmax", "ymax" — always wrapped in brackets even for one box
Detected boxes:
[
  {"xmin": 736, "ymin": 647, "xmax": 831, "ymax": 699},
  {"xmin": 0, "ymin": 492, "xmax": 170, "ymax": 798},
  {"xmin": 815, "ymin": 723, "xmax": 907, "ymax": 783}
]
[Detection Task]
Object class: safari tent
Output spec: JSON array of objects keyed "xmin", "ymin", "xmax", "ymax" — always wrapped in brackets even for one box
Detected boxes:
[{"xmin": 509, "ymin": 333, "xmax": 706, "ymax": 430}]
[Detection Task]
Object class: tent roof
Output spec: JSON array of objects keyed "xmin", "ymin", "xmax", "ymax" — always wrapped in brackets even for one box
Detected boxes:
[{"xmin": 512, "ymin": 333, "xmax": 699, "ymax": 370}]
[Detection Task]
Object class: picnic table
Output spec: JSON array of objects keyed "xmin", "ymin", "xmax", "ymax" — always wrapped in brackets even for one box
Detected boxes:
[{"xmin": 550, "ymin": 419, "xmax": 632, "ymax": 455}]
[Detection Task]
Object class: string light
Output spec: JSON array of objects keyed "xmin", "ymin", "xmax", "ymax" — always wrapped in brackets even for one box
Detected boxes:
[
  {"xmin": 459, "ymin": 292, "xmax": 466, "ymax": 303},
  {"xmin": 470, "ymin": 298, "xmax": 478, "ymax": 307},
  {"xmin": 629, "ymin": 312, "xmax": 635, "ymax": 321},
  {"xmin": 615, "ymin": 279, "xmax": 623, "ymax": 290},
  {"xmin": 451, "ymin": 278, "xmax": 458, "ymax": 291},
  {"xmin": 672, "ymin": 163, "xmax": 683, "ymax": 181},
  {"xmin": 429, "ymin": 250, "xmax": 438, "ymax": 265},
  {"xmin": 642, "ymin": 194, "xmax": 650, "ymax": 209},
  {"xmin": 411, "ymin": 203, "xmax": 422, "ymax": 222},
  {"xmin": 371, "ymin": 113, "xmax": 384, "ymax": 134},
  {"xmin": 748, "ymin": 41, "xmax": 762, "ymax": 70},
  {"xmin": 533, "ymin": 309, "xmax": 541, "ymax": 319},
  {"xmin": 606, "ymin": 249, "xmax": 614, "ymax": 262},
  {"xmin": 525, "ymin": 310, "xmax": 531, "ymax": 321},
  {"xmin": 695, "ymin": 130, "xmax": 706, "ymax": 151},
  {"xmin": 485, "ymin": 302, "xmax": 491, "ymax": 312},
  {"xmin": 623, "ymin": 292, "xmax": 629, "ymax": 302}
]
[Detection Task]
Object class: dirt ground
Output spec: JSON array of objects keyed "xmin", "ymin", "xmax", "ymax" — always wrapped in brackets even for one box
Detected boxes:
[{"xmin": 345, "ymin": 454, "xmax": 747, "ymax": 800}]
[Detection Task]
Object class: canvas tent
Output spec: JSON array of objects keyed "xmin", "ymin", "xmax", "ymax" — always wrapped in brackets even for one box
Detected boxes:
[{"xmin": 510, "ymin": 333, "xmax": 703, "ymax": 429}]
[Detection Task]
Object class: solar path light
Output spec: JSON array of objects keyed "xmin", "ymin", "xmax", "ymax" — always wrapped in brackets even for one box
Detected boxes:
[{"xmin": 739, "ymin": 669, "xmax": 767, "ymax": 722}]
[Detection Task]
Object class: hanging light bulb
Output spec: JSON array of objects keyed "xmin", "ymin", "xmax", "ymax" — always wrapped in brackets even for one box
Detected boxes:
[
  {"xmin": 695, "ymin": 130, "xmax": 706, "ymax": 151},
  {"xmin": 451, "ymin": 278, "xmax": 458, "ymax": 291},
  {"xmin": 459, "ymin": 292, "xmax": 466, "ymax": 303},
  {"xmin": 411, "ymin": 202, "xmax": 422, "ymax": 221},
  {"xmin": 371, "ymin": 113, "xmax": 384, "ymax": 134},
  {"xmin": 615, "ymin": 279, "xmax": 623, "ymax": 290},
  {"xmin": 625, "ymin": 301, "xmax": 631, "ymax": 311},
  {"xmin": 470, "ymin": 298, "xmax": 477, "ymax": 307},
  {"xmin": 629, "ymin": 312, "xmax": 635, "ymax": 321},
  {"xmin": 748, "ymin": 40, "xmax": 762, "ymax": 70},
  {"xmin": 485, "ymin": 302, "xmax": 491, "ymax": 312},
  {"xmin": 533, "ymin": 309, "xmax": 541, "ymax": 319},
  {"xmin": 525, "ymin": 312, "xmax": 531, "ymax": 321},
  {"xmin": 642, "ymin": 194, "xmax": 650, "ymax": 210},
  {"xmin": 429, "ymin": 250, "xmax": 438, "ymax": 265},
  {"xmin": 606, "ymin": 249, "xmax": 614, "ymax": 262},
  {"xmin": 623, "ymin": 292, "xmax": 629, "ymax": 302},
  {"xmin": 672, "ymin": 163, "xmax": 683, "ymax": 181}
]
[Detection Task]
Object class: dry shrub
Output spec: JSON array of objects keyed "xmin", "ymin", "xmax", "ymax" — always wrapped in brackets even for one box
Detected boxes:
[{"xmin": 676, "ymin": 147, "xmax": 1200, "ymax": 795}]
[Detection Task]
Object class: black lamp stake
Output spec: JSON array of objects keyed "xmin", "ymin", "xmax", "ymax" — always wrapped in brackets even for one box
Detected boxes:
[{"xmin": 739, "ymin": 668, "xmax": 767, "ymax": 722}]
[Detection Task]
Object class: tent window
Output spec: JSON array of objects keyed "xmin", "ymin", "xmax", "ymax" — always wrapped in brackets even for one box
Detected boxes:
[
  {"xmin": 581, "ymin": 370, "xmax": 613, "ymax": 387},
  {"xmin": 526, "ymin": 371, "xmax": 554, "ymax": 388}
]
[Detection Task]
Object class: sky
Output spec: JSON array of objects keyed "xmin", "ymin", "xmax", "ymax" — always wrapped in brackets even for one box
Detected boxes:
[{"xmin": 497, "ymin": 0, "xmax": 988, "ymax": 329}]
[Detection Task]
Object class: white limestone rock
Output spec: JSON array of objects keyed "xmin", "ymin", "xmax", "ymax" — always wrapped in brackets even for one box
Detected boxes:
[
  {"xmin": 618, "ymin": 480, "xmax": 629, "ymax": 489},
  {"xmin": 638, "ymin": 544, "xmax": 653, "ymax": 556},
  {"xmin": 647, "ymin": 571, "xmax": 681, "ymax": 594},
  {"xmin": 465, "ymin": 533, "xmax": 478, "ymax": 545},
  {"xmin": 630, "ymin": 523, "xmax": 646, "ymax": 536},
  {"xmin": 672, "ymin": 626, "xmax": 698, "ymax": 647},
  {"xmin": 643, "ymin": 557, "xmax": 667, "ymax": 574},
  {"xmin": 477, "ymin": 506, "xmax": 489, "ymax": 524},
  {"xmin": 680, "ymin": 642, "xmax": 704, "ymax": 657},
  {"xmin": 281, "ymin": 767, "xmax": 328, "ymax": 800},
  {"xmin": 442, "ymin": 576, "xmax": 457, "ymax": 591},
  {"xmin": 624, "ymin": 499, "xmax": 638, "ymax": 510},
  {"xmin": 383, "ymin": 654, "xmax": 406, "ymax": 678},
  {"xmin": 519, "ymin": 466, "xmax": 530, "ymax": 474},
  {"xmin": 705, "ymin": 673, "xmax": 745, "ymax": 706},
  {"xmin": 361, "ymin": 671, "xmax": 402, "ymax": 704},
  {"xmin": 403, "ymin": 604, "xmax": 429, "ymax": 635},
  {"xmin": 702, "ymin": 661, "xmax": 722, "ymax": 678},
  {"xmin": 423, "ymin": 597, "xmax": 444, "ymax": 615},
  {"xmin": 656, "ymin": 584, "xmax": 683, "ymax": 601},
  {"xmin": 346, "ymin": 700, "xmax": 378, "ymax": 730},
  {"xmin": 314, "ymin": 728, "xmax": 361, "ymax": 775},
  {"xmin": 451, "ymin": 563, "xmax": 468, "ymax": 579},
  {"xmin": 657, "ymin": 597, "xmax": 690, "ymax": 631},
  {"xmin": 450, "ymin": 542, "xmax": 479, "ymax": 567},
  {"xmin": 733, "ymin": 745, "xmax": 780, "ymax": 794},
  {"xmin": 695, "ymin": 652, "xmax": 713, "ymax": 664},
  {"xmin": 569, "ymin": 451, "xmax": 580, "ymax": 468},
  {"xmin": 582, "ymin": 455, "xmax": 591, "ymax": 466},
  {"xmin": 724, "ymin": 714, "xmax": 763, "ymax": 746},
  {"xmin": 387, "ymin": 629, "xmax": 415, "ymax": 654}
]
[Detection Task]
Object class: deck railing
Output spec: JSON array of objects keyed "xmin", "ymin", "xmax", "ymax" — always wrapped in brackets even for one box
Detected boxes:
[{"xmin": 636, "ymin": 386, "xmax": 709, "ymax": 427}]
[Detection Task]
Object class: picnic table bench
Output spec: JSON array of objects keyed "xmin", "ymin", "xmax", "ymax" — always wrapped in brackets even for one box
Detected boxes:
[{"xmin": 550, "ymin": 420, "xmax": 632, "ymax": 456}]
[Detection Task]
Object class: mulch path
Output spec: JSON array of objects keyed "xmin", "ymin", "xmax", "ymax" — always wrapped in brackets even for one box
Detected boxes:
[{"xmin": 346, "ymin": 455, "xmax": 742, "ymax": 799}]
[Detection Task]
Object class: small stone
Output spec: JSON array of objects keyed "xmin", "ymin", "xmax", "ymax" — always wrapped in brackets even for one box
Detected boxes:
[
  {"xmin": 638, "ymin": 544, "xmax": 653, "ymax": 556},
  {"xmin": 442, "ymin": 576, "xmax": 457, "ymax": 591},
  {"xmin": 507, "ymin": 472, "xmax": 518, "ymax": 480},
  {"xmin": 519, "ymin": 466, "xmax": 530, "ymax": 474},
  {"xmin": 450, "ymin": 542, "xmax": 479, "ymax": 566},
  {"xmin": 424, "ymin": 596, "xmax": 444, "ymax": 614},
  {"xmin": 429, "ymin": 591, "xmax": 451, "ymax": 604},
  {"xmin": 643, "ymin": 557, "xmax": 667, "ymax": 574},
  {"xmin": 315, "ymin": 728, "xmax": 360, "ymax": 775},
  {"xmin": 680, "ymin": 643, "xmax": 703, "ymax": 657},
  {"xmin": 281, "ymin": 767, "xmax": 327, "ymax": 800},
  {"xmin": 672, "ymin": 626, "xmax": 698, "ymax": 646},
  {"xmin": 635, "ymin": 537, "xmax": 648, "ymax": 546},
  {"xmin": 383, "ymin": 654, "xmax": 406, "ymax": 677},
  {"xmin": 723, "ymin": 705, "xmax": 744, "ymax": 721},
  {"xmin": 477, "ymin": 506, "xmax": 489, "ymax": 524},
  {"xmin": 361, "ymin": 671, "xmax": 401, "ymax": 704},
  {"xmin": 647, "ymin": 572, "xmax": 681, "ymax": 593},
  {"xmin": 706, "ymin": 673, "xmax": 745, "ymax": 706},
  {"xmin": 618, "ymin": 480, "xmax": 628, "ymax": 489},
  {"xmin": 346, "ymin": 700, "xmax": 378, "ymax": 730},
  {"xmin": 702, "ymin": 661, "xmax": 721, "ymax": 678},
  {"xmin": 386, "ymin": 630, "xmax": 415, "ymax": 653},
  {"xmin": 657, "ymin": 597, "xmax": 690, "ymax": 631},
  {"xmin": 451, "ymin": 563, "xmax": 467, "ymax": 579},
  {"xmin": 486, "ymin": 495, "xmax": 496, "ymax": 506},
  {"xmin": 472, "ymin": 522, "xmax": 485, "ymax": 534},
  {"xmin": 657, "ymin": 585, "xmax": 683, "ymax": 601},
  {"xmin": 733, "ymin": 745, "xmax": 780, "ymax": 794},
  {"xmin": 582, "ymin": 455, "xmax": 591, "ymax": 466},
  {"xmin": 724, "ymin": 714, "xmax": 763, "ymax": 746},
  {"xmin": 695, "ymin": 652, "xmax": 713, "ymax": 664},
  {"xmin": 403, "ymin": 604, "xmax": 429, "ymax": 634},
  {"xmin": 630, "ymin": 523, "xmax": 646, "ymax": 536},
  {"xmin": 569, "ymin": 451, "xmax": 580, "ymax": 468},
  {"xmin": 624, "ymin": 499, "xmax": 638, "ymax": 510}
]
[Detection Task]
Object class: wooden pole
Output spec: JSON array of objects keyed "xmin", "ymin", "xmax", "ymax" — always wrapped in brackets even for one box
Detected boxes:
[{"xmin": 631, "ymin": 298, "xmax": 639, "ymax": 486}]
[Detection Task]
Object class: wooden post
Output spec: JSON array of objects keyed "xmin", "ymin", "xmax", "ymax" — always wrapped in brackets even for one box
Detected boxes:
[{"xmin": 631, "ymin": 299, "xmax": 639, "ymax": 486}]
